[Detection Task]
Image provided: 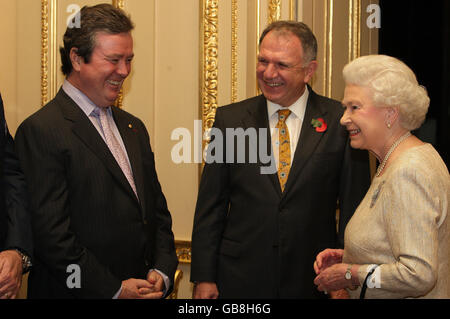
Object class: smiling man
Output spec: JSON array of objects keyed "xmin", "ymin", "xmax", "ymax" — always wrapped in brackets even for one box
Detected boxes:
[
  {"xmin": 14, "ymin": 4, "xmax": 177, "ymax": 299},
  {"xmin": 191, "ymin": 21, "xmax": 371, "ymax": 299}
]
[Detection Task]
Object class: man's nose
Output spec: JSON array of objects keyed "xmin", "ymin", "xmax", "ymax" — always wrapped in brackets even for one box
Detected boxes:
[
  {"xmin": 263, "ymin": 63, "xmax": 278, "ymax": 79},
  {"xmin": 117, "ymin": 60, "xmax": 130, "ymax": 78}
]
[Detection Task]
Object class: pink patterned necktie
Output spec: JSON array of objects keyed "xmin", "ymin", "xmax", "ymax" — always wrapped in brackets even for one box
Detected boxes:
[{"xmin": 99, "ymin": 107, "xmax": 138, "ymax": 199}]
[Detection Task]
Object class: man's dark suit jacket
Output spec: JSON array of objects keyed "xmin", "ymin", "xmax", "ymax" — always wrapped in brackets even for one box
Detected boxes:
[
  {"xmin": 0, "ymin": 93, "xmax": 32, "ymax": 256},
  {"xmin": 191, "ymin": 88, "xmax": 371, "ymax": 298},
  {"xmin": 15, "ymin": 89, "xmax": 178, "ymax": 298}
]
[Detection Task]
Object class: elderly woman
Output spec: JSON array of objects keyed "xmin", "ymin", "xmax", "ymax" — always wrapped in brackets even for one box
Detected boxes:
[{"xmin": 313, "ymin": 55, "xmax": 450, "ymax": 299}]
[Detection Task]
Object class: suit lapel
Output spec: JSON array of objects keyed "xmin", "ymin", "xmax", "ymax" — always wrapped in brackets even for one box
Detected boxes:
[
  {"xmin": 57, "ymin": 90, "xmax": 140, "ymax": 205},
  {"xmin": 283, "ymin": 88, "xmax": 328, "ymax": 194},
  {"xmin": 112, "ymin": 107, "xmax": 147, "ymax": 213},
  {"xmin": 241, "ymin": 95, "xmax": 281, "ymax": 197}
]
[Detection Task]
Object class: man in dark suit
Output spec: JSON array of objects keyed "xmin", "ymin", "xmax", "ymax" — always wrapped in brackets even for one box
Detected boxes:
[
  {"xmin": 191, "ymin": 21, "xmax": 370, "ymax": 299},
  {"xmin": 15, "ymin": 4, "xmax": 177, "ymax": 299},
  {"xmin": 0, "ymin": 93, "xmax": 32, "ymax": 299}
]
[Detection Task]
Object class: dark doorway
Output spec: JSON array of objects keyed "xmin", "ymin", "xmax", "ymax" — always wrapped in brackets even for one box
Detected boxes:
[{"xmin": 379, "ymin": 0, "xmax": 449, "ymax": 167}]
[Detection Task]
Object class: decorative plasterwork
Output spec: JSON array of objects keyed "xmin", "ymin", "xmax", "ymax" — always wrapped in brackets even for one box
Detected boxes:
[
  {"xmin": 268, "ymin": 0, "xmax": 282, "ymax": 24},
  {"xmin": 199, "ymin": 0, "xmax": 219, "ymax": 157}
]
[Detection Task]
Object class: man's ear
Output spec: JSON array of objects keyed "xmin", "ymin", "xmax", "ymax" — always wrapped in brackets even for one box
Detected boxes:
[
  {"xmin": 304, "ymin": 60, "xmax": 318, "ymax": 83},
  {"xmin": 69, "ymin": 48, "xmax": 82, "ymax": 72}
]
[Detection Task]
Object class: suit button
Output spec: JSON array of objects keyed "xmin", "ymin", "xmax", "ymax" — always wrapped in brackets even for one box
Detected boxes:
[{"xmin": 143, "ymin": 220, "xmax": 148, "ymax": 225}]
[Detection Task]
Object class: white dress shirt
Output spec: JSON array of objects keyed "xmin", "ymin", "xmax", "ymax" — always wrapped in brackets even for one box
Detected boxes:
[
  {"xmin": 62, "ymin": 80, "xmax": 133, "ymax": 169},
  {"xmin": 268, "ymin": 87, "xmax": 309, "ymax": 168}
]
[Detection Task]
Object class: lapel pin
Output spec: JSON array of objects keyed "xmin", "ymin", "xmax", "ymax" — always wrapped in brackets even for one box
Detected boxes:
[
  {"xmin": 129, "ymin": 123, "xmax": 138, "ymax": 133},
  {"xmin": 311, "ymin": 118, "xmax": 327, "ymax": 133}
]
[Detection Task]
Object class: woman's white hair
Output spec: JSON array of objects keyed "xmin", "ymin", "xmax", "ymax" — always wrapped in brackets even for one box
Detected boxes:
[{"xmin": 343, "ymin": 55, "xmax": 430, "ymax": 130}]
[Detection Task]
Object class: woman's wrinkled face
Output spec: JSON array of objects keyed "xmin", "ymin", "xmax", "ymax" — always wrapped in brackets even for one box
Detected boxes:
[{"xmin": 341, "ymin": 84, "xmax": 390, "ymax": 157}]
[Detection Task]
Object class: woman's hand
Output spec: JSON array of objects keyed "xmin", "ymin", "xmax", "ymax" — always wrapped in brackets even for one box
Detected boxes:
[
  {"xmin": 314, "ymin": 263, "xmax": 358, "ymax": 293},
  {"xmin": 314, "ymin": 249, "xmax": 344, "ymax": 275}
]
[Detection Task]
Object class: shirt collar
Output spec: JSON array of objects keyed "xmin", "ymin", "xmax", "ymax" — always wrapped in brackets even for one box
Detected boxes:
[
  {"xmin": 62, "ymin": 79, "xmax": 111, "ymax": 117},
  {"xmin": 267, "ymin": 86, "xmax": 309, "ymax": 120}
]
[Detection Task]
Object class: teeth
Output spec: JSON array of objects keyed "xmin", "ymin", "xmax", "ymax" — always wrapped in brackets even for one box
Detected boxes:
[
  {"xmin": 267, "ymin": 82, "xmax": 282, "ymax": 87},
  {"xmin": 349, "ymin": 129, "xmax": 361, "ymax": 135},
  {"xmin": 107, "ymin": 80, "xmax": 121, "ymax": 86}
]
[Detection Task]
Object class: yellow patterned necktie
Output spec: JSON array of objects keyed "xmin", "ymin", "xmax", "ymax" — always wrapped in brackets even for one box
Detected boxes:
[{"xmin": 276, "ymin": 109, "xmax": 291, "ymax": 192}]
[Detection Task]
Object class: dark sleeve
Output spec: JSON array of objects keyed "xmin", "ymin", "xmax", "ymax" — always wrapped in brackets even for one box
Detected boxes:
[
  {"xmin": 140, "ymin": 120, "xmax": 178, "ymax": 292},
  {"xmin": 15, "ymin": 118, "xmax": 122, "ymax": 298},
  {"xmin": 338, "ymin": 139, "xmax": 371, "ymax": 247},
  {"xmin": 191, "ymin": 108, "xmax": 230, "ymax": 283},
  {"xmin": 0, "ymin": 94, "xmax": 33, "ymax": 258}
]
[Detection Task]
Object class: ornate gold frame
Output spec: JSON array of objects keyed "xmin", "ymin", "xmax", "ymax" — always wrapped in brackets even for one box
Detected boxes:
[
  {"xmin": 199, "ymin": 0, "xmax": 219, "ymax": 158},
  {"xmin": 112, "ymin": 0, "xmax": 125, "ymax": 9},
  {"xmin": 231, "ymin": 0, "xmax": 238, "ymax": 103},
  {"xmin": 175, "ymin": 240, "xmax": 192, "ymax": 264},
  {"xmin": 289, "ymin": 0, "xmax": 297, "ymax": 20},
  {"xmin": 348, "ymin": 0, "xmax": 361, "ymax": 61},
  {"xmin": 41, "ymin": 0, "xmax": 125, "ymax": 108},
  {"xmin": 255, "ymin": 0, "xmax": 261, "ymax": 95},
  {"xmin": 324, "ymin": 0, "xmax": 334, "ymax": 98},
  {"xmin": 112, "ymin": 0, "xmax": 125, "ymax": 108},
  {"xmin": 268, "ymin": 0, "xmax": 282, "ymax": 24},
  {"xmin": 41, "ymin": 0, "xmax": 58, "ymax": 107}
]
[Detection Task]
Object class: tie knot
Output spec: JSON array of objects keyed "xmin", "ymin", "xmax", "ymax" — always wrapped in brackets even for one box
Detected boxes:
[
  {"xmin": 278, "ymin": 109, "xmax": 291, "ymax": 122},
  {"xmin": 92, "ymin": 106, "xmax": 108, "ymax": 118}
]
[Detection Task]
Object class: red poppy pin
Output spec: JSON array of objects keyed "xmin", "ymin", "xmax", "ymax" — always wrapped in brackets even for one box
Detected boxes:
[{"xmin": 311, "ymin": 118, "xmax": 327, "ymax": 132}]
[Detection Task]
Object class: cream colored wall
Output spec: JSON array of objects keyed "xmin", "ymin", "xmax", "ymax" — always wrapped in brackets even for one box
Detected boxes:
[
  {"xmin": 1, "ymin": 0, "xmax": 377, "ymax": 299},
  {"xmin": 127, "ymin": 1, "xmax": 200, "ymax": 297},
  {"xmin": 0, "ymin": 0, "xmax": 41, "ymax": 135},
  {"xmin": 0, "ymin": 0, "xmax": 17, "ymax": 127}
]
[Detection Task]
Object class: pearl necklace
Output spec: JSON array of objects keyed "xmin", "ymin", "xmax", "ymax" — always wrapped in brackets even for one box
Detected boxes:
[{"xmin": 376, "ymin": 131, "xmax": 411, "ymax": 177}]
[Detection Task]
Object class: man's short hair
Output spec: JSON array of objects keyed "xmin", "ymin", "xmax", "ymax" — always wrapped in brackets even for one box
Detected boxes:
[
  {"xmin": 60, "ymin": 4, "xmax": 134, "ymax": 76},
  {"xmin": 259, "ymin": 20, "xmax": 318, "ymax": 64}
]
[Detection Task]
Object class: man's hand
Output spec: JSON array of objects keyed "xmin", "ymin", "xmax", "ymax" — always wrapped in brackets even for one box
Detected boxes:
[
  {"xmin": 145, "ymin": 270, "xmax": 164, "ymax": 295},
  {"xmin": 0, "ymin": 250, "xmax": 23, "ymax": 299},
  {"xmin": 118, "ymin": 278, "xmax": 163, "ymax": 299},
  {"xmin": 193, "ymin": 282, "xmax": 219, "ymax": 299}
]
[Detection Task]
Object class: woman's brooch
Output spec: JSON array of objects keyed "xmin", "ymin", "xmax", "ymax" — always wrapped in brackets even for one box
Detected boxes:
[{"xmin": 370, "ymin": 181, "xmax": 385, "ymax": 208}]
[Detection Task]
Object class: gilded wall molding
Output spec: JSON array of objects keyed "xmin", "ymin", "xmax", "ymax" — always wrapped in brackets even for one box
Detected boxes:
[
  {"xmin": 348, "ymin": 0, "xmax": 361, "ymax": 62},
  {"xmin": 268, "ymin": 0, "xmax": 282, "ymax": 24},
  {"xmin": 175, "ymin": 240, "xmax": 192, "ymax": 264},
  {"xmin": 113, "ymin": 0, "xmax": 126, "ymax": 108},
  {"xmin": 289, "ymin": 0, "xmax": 298, "ymax": 20},
  {"xmin": 324, "ymin": 0, "xmax": 334, "ymax": 98},
  {"xmin": 41, "ymin": 0, "xmax": 58, "ymax": 107},
  {"xmin": 256, "ymin": 0, "xmax": 261, "ymax": 95},
  {"xmin": 231, "ymin": 0, "xmax": 238, "ymax": 103},
  {"xmin": 112, "ymin": 0, "xmax": 125, "ymax": 10},
  {"xmin": 41, "ymin": 0, "xmax": 48, "ymax": 106},
  {"xmin": 200, "ymin": 0, "xmax": 219, "ymax": 157}
]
